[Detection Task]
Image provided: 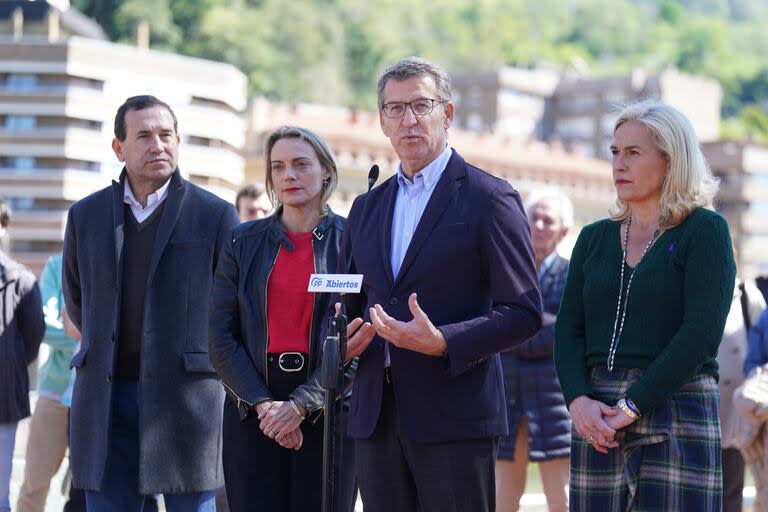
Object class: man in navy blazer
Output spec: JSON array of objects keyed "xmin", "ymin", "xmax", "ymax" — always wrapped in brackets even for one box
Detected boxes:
[
  {"xmin": 339, "ymin": 57, "xmax": 542, "ymax": 511},
  {"xmin": 63, "ymin": 96, "xmax": 238, "ymax": 511}
]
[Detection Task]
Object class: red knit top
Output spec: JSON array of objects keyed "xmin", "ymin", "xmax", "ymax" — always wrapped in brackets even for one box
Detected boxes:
[{"xmin": 266, "ymin": 232, "xmax": 315, "ymax": 354}]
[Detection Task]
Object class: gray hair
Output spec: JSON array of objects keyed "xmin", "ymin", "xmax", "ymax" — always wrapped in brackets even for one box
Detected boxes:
[
  {"xmin": 377, "ymin": 56, "xmax": 452, "ymax": 109},
  {"xmin": 524, "ymin": 187, "xmax": 574, "ymax": 229},
  {"xmin": 610, "ymin": 99, "xmax": 718, "ymax": 229}
]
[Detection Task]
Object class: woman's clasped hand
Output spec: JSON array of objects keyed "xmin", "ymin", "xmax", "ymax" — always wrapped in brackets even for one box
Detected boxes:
[
  {"xmin": 568, "ymin": 395, "xmax": 636, "ymax": 453},
  {"xmin": 256, "ymin": 400, "xmax": 304, "ymax": 450}
]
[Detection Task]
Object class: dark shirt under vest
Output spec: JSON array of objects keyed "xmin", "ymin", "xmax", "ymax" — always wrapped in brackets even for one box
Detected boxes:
[{"xmin": 115, "ymin": 202, "xmax": 165, "ymax": 380}]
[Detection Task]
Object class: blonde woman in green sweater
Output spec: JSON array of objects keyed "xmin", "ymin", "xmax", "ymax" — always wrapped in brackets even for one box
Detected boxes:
[{"xmin": 554, "ymin": 100, "xmax": 736, "ymax": 511}]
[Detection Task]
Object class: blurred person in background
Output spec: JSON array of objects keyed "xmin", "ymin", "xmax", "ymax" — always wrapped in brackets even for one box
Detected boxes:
[
  {"xmin": 16, "ymin": 253, "xmax": 78, "ymax": 512},
  {"xmin": 717, "ymin": 275, "xmax": 766, "ymax": 512},
  {"xmin": 210, "ymin": 126, "xmax": 361, "ymax": 511},
  {"xmin": 740, "ymin": 308, "xmax": 768, "ymax": 511},
  {"xmin": 746, "ymin": 309, "xmax": 768, "ymax": 378},
  {"xmin": 235, "ymin": 184, "xmax": 272, "ymax": 222},
  {"xmin": 0, "ymin": 197, "xmax": 45, "ymax": 512},
  {"xmin": 496, "ymin": 189, "xmax": 573, "ymax": 512},
  {"xmin": 755, "ymin": 276, "xmax": 768, "ymax": 303},
  {"xmin": 554, "ymin": 100, "xmax": 736, "ymax": 511}
]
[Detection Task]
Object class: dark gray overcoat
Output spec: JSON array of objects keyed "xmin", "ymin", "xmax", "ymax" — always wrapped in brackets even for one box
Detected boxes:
[{"xmin": 62, "ymin": 169, "xmax": 238, "ymax": 494}]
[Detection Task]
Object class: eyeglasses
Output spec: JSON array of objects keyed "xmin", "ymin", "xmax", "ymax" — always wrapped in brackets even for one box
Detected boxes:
[{"xmin": 380, "ymin": 98, "xmax": 445, "ymax": 118}]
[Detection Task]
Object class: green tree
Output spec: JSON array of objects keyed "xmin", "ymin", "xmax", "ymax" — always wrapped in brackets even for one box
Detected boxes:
[
  {"xmin": 71, "ymin": 0, "xmax": 121, "ymax": 37},
  {"xmin": 112, "ymin": 0, "xmax": 182, "ymax": 51},
  {"xmin": 674, "ymin": 17, "xmax": 729, "ymax": 76},
  {"xmin": 66, "ymin": 0, "xmax": 768, "ymax": 116},
  {"xmin": 740, "ymin": 105, "xmax": 768, "ymax": 141}
]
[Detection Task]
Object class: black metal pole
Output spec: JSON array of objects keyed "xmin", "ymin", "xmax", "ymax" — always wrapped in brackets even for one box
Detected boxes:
[
  {"xmin": 320, "ymin": 317, "xmax": 340, "ymax": 512},
  {"xmin": 319, "ymin": 165, "xmax": 376, "ymax": 510},
  {"xmin": 334, "ymin": 304, "xmax": 348, "ymax": 508}
]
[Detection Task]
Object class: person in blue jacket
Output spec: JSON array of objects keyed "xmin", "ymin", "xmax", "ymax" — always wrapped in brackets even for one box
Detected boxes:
[
  {"xmin": 745, "ymin": 309, "xmax": 768, "ymax": 377},
  {"xmin": 497, "ymin": 189, "xmax": 573, "ymax": 512}
]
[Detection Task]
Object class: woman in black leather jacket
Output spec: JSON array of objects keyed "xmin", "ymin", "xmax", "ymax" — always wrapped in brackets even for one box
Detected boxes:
[{"xmin": 209, "ymin": 126, "xmax": 371, "ymax": 512}]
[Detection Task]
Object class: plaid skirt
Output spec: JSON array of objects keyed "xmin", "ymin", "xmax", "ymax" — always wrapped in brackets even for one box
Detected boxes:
[{"xmin": 570, "ymin": 367, "xmax": 722, "ymax": 512}]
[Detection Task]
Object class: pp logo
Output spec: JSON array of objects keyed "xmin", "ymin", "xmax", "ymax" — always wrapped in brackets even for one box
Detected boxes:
[{"xmin": 310, "ymin": 276, "xmax": 324, "ymax": 288}]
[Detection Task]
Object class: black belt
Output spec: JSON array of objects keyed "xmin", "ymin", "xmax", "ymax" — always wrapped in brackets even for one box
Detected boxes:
[{"xmin": 267, "ymin": 352, "xmax": 307, "ymax": 372}]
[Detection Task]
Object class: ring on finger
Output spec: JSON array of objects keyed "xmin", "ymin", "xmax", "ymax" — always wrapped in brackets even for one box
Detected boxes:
[{"xmin": 586, "ymin": 434, "xmax": 595, "ymax": 443}]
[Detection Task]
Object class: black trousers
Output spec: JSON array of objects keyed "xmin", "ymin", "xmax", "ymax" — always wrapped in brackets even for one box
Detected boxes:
[
  {"xmin": 355, "ymin": 376, "xmax": 498, "ymax": 512},
  {"xmin": 222, "ymin": 358, "xmax": 356, "ymax": 512},
  {"xmin": 722, "ymin": 447, "xmax": 745, "ymax": 512}
]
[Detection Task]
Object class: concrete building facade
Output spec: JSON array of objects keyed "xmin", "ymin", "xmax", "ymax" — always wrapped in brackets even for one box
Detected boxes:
[
  {"xmin": 0, "ymin": 1, "xmax": 247, "ymax": 273},
  {"xmin": 704, "ymin": 141, "xmax": 768, "ymax": 278},
  {"xmin": 549, "ymin": 68, "xmax": 722, "ymax": 159},
  {"xmin": 451, "ymin": 66, "xmax": 722, "ymax": 160},
  {"xmin": 451, "ymin": 66, "xmax": 560, "ymax": 141}
]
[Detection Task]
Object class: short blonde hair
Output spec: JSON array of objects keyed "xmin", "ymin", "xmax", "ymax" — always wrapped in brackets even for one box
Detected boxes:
[
  {"xmin": 610, "ymin": 100, "xmax": 718, "ymax": 229},
  {"xmin": 264, "ymin": 126, "xmax": 338, "ymax": 214}
]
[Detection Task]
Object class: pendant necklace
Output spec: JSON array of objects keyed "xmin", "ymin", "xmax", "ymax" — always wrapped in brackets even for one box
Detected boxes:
[{"xmin": 607, "ymin": 217, "xmax": 660, "ymax": 371}]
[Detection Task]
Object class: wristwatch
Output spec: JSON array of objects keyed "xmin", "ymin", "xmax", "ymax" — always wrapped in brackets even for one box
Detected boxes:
[{"xmin": 616, "ymin": 397, "xmax": 639, "ymax": 420}]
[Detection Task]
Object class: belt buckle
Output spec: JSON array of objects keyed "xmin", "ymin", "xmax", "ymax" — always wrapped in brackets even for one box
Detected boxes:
[{"xmin": 278, "ymin": 352, "xmax": 305, "ymax": 372}]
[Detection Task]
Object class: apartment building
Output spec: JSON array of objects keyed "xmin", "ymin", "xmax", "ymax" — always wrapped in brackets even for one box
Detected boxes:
[
  {"xmin": 452, "ymin": 66, "xmax": 722, "ymax": 160},
  {"xmin": 451, "ymin": 66, "xmax": 560, "ymax": 140},
  {"xmin": 549, "ymin": 68, "xmax": 722, "ymax": 159},
  {"xmin": 704, "ymin": 141, "xmax": 768, "ymax": 278},
  {"xmin": 0, "ymin": 1, "xmax": 246, "ymax": 273}
]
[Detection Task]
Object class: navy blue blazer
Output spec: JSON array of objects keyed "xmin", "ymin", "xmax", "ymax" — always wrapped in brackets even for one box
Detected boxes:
[{"xmin": 341, "ymin": 150, "xmax": 542, "ymax": 442}]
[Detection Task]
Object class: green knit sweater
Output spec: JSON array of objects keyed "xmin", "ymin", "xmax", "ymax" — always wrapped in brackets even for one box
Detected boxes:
[{"xmin": 554, "ymin": 208, "xmax": 736, "ymax": 413}]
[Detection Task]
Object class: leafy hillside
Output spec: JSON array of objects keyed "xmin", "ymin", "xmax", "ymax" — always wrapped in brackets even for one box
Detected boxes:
[{"xmin": 71, "ymin": 0, "xmax": 768, "ymax": 140}]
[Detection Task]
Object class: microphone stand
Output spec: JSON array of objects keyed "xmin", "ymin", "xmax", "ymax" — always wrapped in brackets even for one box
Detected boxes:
[
  {"xmin": 320, "ymin": 164, "xmax": 379, "ymax": 512},
  {"xmin": 320, "ymin": 314, "xmax": 346, "ymax": 512}
]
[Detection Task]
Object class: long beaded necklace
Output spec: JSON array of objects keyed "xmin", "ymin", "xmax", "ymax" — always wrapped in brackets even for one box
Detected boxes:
[{"xmin": 607, "ymin": 217, "xmax": 660, "ymax": 371}]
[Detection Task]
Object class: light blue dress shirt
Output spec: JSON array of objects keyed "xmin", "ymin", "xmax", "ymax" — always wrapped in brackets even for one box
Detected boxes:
[
  {"xmin": 390, "ymin": 145, "xmax": 453, "ymax": 278},
  {"xmin": 386, "ymin": 145, "xmax": 452, "ymax": 365}
]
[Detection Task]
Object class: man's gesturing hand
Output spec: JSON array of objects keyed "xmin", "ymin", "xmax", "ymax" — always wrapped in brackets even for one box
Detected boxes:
[
  {"xmin": 333, "ymin": 302, "xmax": 376, "ymax": 362},
  {"xmin": 369, "ymin": 293, "xmax": 447, "ymax": 357}
]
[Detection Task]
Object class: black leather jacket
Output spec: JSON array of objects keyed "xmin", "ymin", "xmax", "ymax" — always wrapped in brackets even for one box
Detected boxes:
[{"xmin": 209, "ymin": 208, "xmax": 354, "ymax": 421}]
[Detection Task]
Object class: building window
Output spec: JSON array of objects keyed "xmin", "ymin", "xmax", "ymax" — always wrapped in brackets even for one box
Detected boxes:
[
  {"xmin": 560, "ymin": 94, "xmax": 596, "ymax": 114},
  {"xmin": 466, "ymin": 87, "xmax": 483, "ymax": 109},
  {"xmin": 6, "ymin": 74, "xmax": 37, "ymax": 90},
  {"xmin": 556, "ymin": 116, "xmax": 595, "ymax": 139},
  {"xmin": 572, "ymin": 143, "xmax": 595, "ymax": 158},
  {"xmin": 604, "ymin": 91, "xmax": 627, "ymax": 109},
  {"xmin": 0, "ymin": 156, "xmax": 36, "ymax": 170},
  {"xmin": 466, "ymin": 113, "xmax": 485, "ymax": 132},
  {"xmin": 601, "ymin": 114, "xmax": 619, "ymax": 136},
  {"xmin": 6, "ymin": 197, "xmax": 34, "ymax": 211},
  {"xmin": 4, "ymin": 116, "xmax": 36, "ymax": 130}
]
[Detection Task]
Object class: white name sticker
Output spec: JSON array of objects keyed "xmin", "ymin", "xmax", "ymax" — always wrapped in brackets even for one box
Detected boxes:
[{"xmin": 307, "ymin": 274, "xmax": 363, "ymax": 293}]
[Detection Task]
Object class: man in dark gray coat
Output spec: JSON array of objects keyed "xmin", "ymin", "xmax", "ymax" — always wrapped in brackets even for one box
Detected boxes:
[{"xmin": 63, "ymin": 95, "xmax": 238, "ymax": 512}]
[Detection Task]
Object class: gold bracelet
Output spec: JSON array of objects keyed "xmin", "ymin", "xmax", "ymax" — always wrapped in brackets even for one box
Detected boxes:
[{"xmin": 616, "ymin": 398, "xmax": 639, "ymax": 420}]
